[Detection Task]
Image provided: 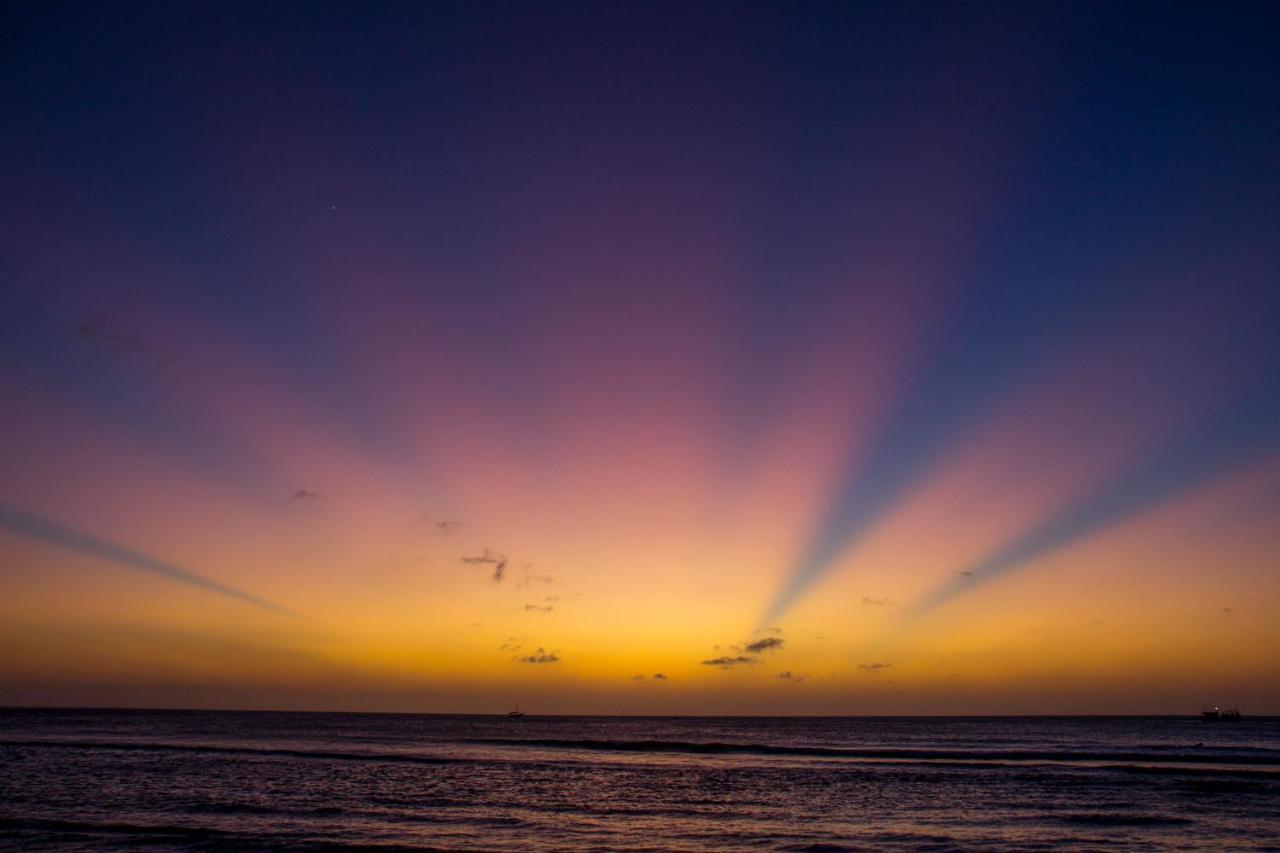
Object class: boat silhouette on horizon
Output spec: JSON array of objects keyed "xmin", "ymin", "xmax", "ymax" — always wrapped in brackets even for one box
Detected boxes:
[{"xmin": 1201, "ymin": 706, "xmax": 1242, "ymax": 721}]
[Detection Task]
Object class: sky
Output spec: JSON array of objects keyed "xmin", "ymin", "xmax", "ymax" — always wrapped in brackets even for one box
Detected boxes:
[{"xmin": 1, "ymin": 1, "xmax": 1278, "ymax": 715}]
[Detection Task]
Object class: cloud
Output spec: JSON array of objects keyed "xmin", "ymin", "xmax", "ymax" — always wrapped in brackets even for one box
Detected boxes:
[
  {"xmin": 0, "ymin": 503, "xmax": 298, "ymax": 617},
  {"xmin": 410, "ymin": 514, "xmax": 460, "ymax": 534},
  {"xmin": 701, "ymin": 655, "xmax": 757, "ymax": 668},
  {"xmin": 518, "ymin": 568, "xmax": 554, "ymax": 588},
  {"xmin": 652, "ymin": 673, "xmax": 668, "ymax": 680},
  {"xmin": 858, "ymin": 662, "xmax": 892, "ymax": 672},
  {"xmin": 632, "ymin": 674, "xmax": 645, "ymax": 680},
  {"xmin": 862, "ymin": 595, "xmax": 896, "ymax": 606},
  {"xmin": 461, "ymin": 548, "xmax": 507, "ymax": 582},
  {"xmin": 524, "ymin": 604, "xmax": 553, "ymax": 613},
  {"xmin": 775, "ymin": 671, "xmax": 808, "ymax": 682},
  {"xmin": 518, "ymin": 647, "xmax": 559, "ymax": 664},
  {"xmin": 291, "ymin": 489, "xmax": 318, "ymax": 501},
  {"xmin": 955, "ymin": 570, "xmax": 974, "ymax": 577},
  {"xmin": 1222, "ymin": 607, "xmax": 1234, "ymax": 616},
  {"xmin": 499, "ymin": 637, "xmax": 524, "ymax": 652},
  {"xmin": 744, "ymin": 636, "xmax": 784, "ymax": 653}
]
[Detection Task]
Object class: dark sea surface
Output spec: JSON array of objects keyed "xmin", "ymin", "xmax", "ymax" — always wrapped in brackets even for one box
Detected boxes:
[{"xmin": 1, "ymin": 709, "xmax": 1278, "ymax": 851}]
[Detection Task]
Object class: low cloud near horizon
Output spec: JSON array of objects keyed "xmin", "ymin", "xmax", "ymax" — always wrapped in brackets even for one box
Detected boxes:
[{"xmin": 518, "ymin": 648, "xmax": 560, "ymax": 664}]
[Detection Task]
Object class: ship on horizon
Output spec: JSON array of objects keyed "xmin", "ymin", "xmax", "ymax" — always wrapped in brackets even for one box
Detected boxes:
[{"xmin": 1201, "ymin": 706, "xmax": 1242, "ymax": 721}]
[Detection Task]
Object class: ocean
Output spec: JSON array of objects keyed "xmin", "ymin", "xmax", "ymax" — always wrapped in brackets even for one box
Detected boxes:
[{"xmin": 1, "ymin": 709, "xmax": 1277, "ymax": 850}]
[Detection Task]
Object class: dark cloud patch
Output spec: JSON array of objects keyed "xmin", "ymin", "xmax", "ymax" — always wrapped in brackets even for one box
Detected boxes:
[
  {"xmin": 858, "ymin": 662, "xmax": 892, "ymax": 672},
  {"xmin": 775, "ymin": 671, "xmax": 808, "ymax": 682},
  {"xmin": 518, "ymin": 648, "xmax": 559, "ymax": 664},
  {"xmin": 1222, "ymin": 607, "xmax": 1235, "ymax": 616},
  {"xmin": 291, "ymin": 490, "xmax": 318, "ymax": 501},
  {"xmin": 461, "ymin": 548, "xmax": 507, "ymax": 582},
  {"xmin": 701, "ymin": 655, "xmax": 757, "ymax": 668},
  {"xmin": 499, "ymin": 637, "xmax": 524, "ymax": 652},
  {"xmin": 524, "ymin": 604, "xmax": 553, "ymax": 613},
  {"xmin": 744, "ymin": 636, "xmax": 784, "ymax": 653},
  {"xmin": 956, "ymin": 570, "xmax": 974, "ymax": 577},
  {"xmin": 862, "ymin": 596, "xmax": 895, "ymax": 606},
  {"xmin": 653, "ymin": 673, "xmax": 668, "ymax": 680}
]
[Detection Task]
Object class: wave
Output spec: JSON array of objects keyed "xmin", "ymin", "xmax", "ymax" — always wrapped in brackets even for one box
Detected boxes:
[
  {"xmin": 461, "ymin": 737, "xmax": 1280, "ymax": 767},
  {"xmin": 1055, "ymin": 813, "xmax": 1195, "ymax": 827},
  {"xmin": 0, "ymin": 738, "xmax": 467, "ymax": 766},
  {"xmin": 0, "ymin": 817, "xmax": 445, "ymax": 852},
  {"xmin": 6, "ymin": 736, "xmax": 1277, "ymax": 776}
]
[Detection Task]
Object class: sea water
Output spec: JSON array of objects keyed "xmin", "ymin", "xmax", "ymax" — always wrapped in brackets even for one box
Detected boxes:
[{"xmin": 2, "ymin": 709, "xmax": 1277, "ymax": 850}]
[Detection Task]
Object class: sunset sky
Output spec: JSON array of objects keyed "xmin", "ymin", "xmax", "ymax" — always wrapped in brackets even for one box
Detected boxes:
[{"xmin": 2, "ymin": 2, "xmax": 1278, "ymax": 714}]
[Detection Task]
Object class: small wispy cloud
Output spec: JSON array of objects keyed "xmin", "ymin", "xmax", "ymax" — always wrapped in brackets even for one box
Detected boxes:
[
  {"xmin": 775, "ymin": 671, "xmax": 808, "ymax": 682},
  {"xmin": 524, "ymin": 604, "xmax": 553, "ymax": 613},
  {"xmin": 701, "ymin": 655, "xmax": 757, "ymax": 668},
  {"xmin": 858, "ymin": 662, "xmax": 892, "ymax": 672},
  {"xmin": 433, "ymin": 520, "xmax": 462, "ymax": 536},
  {"xmin": 861, "ymin": 595, "xmax": 895, "ymax": 607},
  {"xmin": 518, "ymin": 647, "xmax": 559, "ymax": 664},
  {"xmin": 744, "ymin": 636, "xmax": 784, "ymax": 653},
  {"xmin": 518, "ymin": 568, "xmax": 554, "ymax": 588},
  {"xmin": 956, "ymin": 570, "xmax": 974, "ymax": 578},
  {"xmin": 461, "ymin": 548, "xmax": 508, "ymax": 582},
  {"xmin": 499, "ymin": 637, "xmax": 524, "ymax": 652},
  {"xmin": 633, "ymin": 672, "xmax": 670, "ymax": 681},
  {"xmin": 291, "ymin": 489, "xmax": 318, "ymax": 501}
]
